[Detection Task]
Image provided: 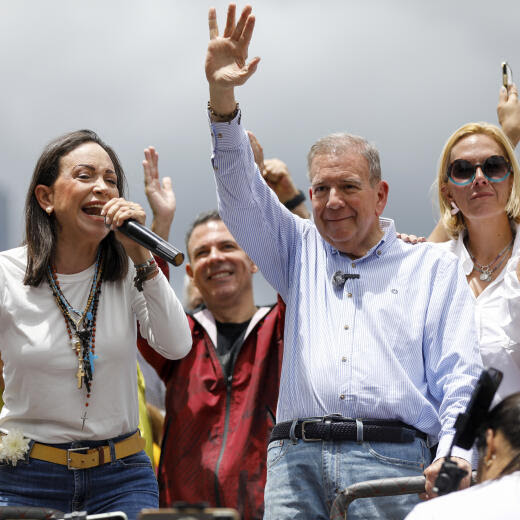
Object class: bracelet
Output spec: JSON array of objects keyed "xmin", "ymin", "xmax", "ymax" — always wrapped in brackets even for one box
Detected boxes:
[
  {"xmin": 134, "ymin": 257, "xmax": 156, "ymax": 270},
  {"xmin": 134, "ymin": 258, "xmax": 158, "ymax": 292},
  {"xmin": 284, "ymin": 190, "xmax": 306, "ymax": 210},
  {"xmin": 207, "ymin": 101, "xmax": 239, "ymax": 122}
]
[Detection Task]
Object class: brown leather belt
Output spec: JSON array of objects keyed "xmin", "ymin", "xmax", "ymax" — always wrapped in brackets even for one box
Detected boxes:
[{"xmin": 29, "ymin": 431, "xmax": 145, "ymax": 470}]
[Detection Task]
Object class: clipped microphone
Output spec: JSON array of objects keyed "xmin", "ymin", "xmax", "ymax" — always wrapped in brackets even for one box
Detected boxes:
[
  {"xmin": 332, "ymin": 270, "xmax": 360, "ymax": 288},
  {"xmin": 117, "ymin": 219, "xmax": 184, "ymax": 266}
]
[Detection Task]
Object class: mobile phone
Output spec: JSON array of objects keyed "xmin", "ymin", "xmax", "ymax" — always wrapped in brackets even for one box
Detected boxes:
[{"xmin": 502, "ymin": 61, "xmax": 513, "ymax": 88}]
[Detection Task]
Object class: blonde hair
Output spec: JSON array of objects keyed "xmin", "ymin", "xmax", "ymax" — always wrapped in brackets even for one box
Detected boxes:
[{"xmin": 436, "ymin": 122, "xmax": 520, "ymax": 238}]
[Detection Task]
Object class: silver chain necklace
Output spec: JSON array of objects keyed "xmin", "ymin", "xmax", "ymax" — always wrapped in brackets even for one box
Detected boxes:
[{"xmin": 466, "ymin": 239, "xmax": 513, "ymax": 282}]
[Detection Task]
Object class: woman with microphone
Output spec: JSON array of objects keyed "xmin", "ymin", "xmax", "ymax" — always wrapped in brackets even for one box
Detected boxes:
[{"xmin": 0, "ymin": 129, "xmax": 191, "ymax": 519}]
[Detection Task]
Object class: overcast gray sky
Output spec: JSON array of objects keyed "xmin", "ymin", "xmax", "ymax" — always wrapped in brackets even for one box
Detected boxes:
[{"xmin": 0, "ymin": 0, "xmax": 518, "ymax": 304}]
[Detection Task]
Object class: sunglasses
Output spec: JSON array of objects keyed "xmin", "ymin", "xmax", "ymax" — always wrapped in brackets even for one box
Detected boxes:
[{"xmin": 447, "ymin": 155, "xmax": 511, "ymax": 186}]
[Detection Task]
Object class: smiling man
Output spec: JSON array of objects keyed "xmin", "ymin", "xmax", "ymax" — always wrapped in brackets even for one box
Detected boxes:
[
  {"xmin": 203, "ymin": 5, "xmax": 484, "ymax": 519},
  {"xmin": 137, "ymin": 144, "xmax": 308, "ymax": 519}
]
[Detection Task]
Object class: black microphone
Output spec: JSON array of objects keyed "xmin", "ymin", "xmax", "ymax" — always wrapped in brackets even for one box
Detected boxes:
[
  {"xmin": 117, "ymin": 219, "xmax": 184, "ymax": 266},
  {"xmin": 332, "ymin": 270, "xmax": 360, "ymax": 288}
]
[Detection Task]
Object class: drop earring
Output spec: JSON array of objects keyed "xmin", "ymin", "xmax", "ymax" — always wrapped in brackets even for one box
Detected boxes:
[{"xmin": 450, "ymin": 201, "xmax": 460, "ymax": 215}]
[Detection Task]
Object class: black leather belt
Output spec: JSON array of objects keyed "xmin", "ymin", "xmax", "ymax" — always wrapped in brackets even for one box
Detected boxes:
[{"xmin": 270, "ymin": 416, "xmax": 427, "ymax": 443}]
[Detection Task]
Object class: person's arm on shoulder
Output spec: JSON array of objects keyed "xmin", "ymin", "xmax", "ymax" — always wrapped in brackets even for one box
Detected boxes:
[
  {"xmin": 498, "ymin": 83, "xmax": 520, "ymax": 148},
  {"xmin": 247, "ymin": 130, "xmax": 310, "ymax": 220},
  {"xmin": 428, "ymin": 220, "xmax": 450, "ymax": 243},
  {"xmin": 422, "ymin": 256, "xmax": 483, "ymax": 498}
]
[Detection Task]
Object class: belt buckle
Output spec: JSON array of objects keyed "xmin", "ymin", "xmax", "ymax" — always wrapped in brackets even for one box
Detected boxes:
[
  {"xmin": 67, "ymin": 446, "xmax": 89, "ymax": 470},
  {"xmin": 301, "ymin": 419, "xmax": 322, "ymax": 442}
]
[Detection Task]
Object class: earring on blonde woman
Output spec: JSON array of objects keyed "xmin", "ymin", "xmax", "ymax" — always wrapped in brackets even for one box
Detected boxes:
[{"xmin": 450, "ymin": 201, "xmax": 460, "ymax": 215}]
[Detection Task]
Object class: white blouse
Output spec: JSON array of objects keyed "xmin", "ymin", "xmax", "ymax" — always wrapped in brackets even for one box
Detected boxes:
[
  {"xmin": 0, "ymin": 246, "xmax": 191, "ymax": 443},
  {"xmin": 437, "ymin": 226, "xmax": 520, "ymax": 404}
]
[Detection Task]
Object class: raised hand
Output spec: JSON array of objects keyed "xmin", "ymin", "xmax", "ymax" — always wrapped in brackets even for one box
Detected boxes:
[
  {"xmin": 143, "ymin": 146, "xmax": 175, "ymax": 240},
  {"xmin": 247, "ymin": 130, "xmax": 265, "ymax": 173},
  {"xmin": 206, "ymin": 4, "xmax": 260, "ymax": 115},
  {"xmin": 498, "ymin": 83, "xmax": 520, "ymax": 148},
  {"xmin": 262, "ymin": 158, "xmax": 300, "ymax": 204}
]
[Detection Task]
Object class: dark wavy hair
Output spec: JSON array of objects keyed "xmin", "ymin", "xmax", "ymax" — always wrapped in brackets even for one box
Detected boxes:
[
  {"xmin": 23, "ymin": 129, "xmax": 129, "ymax": 286},
  {"xmin": 477, "ymin": 392, "xmax": 520, "ymax": 478}
]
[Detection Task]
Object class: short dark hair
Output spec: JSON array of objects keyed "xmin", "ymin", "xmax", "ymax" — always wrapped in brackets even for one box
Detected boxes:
[
  {"xmin": 24, "ymin": 129, "xmax": 129, "ymax": 286},
  {"xmin": 184, "ymin": 210, "xmax": 222, "ymax": 259},
  {"xmin": 477, "ymin": 392, "xmax": 520, "ymax": 477}
]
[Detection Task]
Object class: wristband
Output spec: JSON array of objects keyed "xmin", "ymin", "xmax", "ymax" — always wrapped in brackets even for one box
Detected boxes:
[
  {"xmin": 284, "ymin": 190, "xmax": 306, "ymax": 210},
  {"xmin": 207, "ymin": 101, "xmax": 239, "ymax": 122}
]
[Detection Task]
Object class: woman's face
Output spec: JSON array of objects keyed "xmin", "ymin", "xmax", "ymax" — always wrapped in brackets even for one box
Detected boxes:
[
  {"xmin": 42, "ymin": 142, "xmax": 119, "ymax": 246},
  {"xmin": 445, "ymin": 133, "xmax": 513, "ymax": 224}
]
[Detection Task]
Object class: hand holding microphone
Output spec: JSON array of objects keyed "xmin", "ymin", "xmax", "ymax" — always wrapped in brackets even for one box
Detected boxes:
[
  {"xmin": 117, "ymin": 219, "xmax": 184, "ymax": 266},
  {"xmin": 102, "ymin": 198, "xmax": 184, "ymax": 267}
]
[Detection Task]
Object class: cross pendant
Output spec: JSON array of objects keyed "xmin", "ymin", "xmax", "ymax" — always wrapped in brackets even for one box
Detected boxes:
[
  {"xmin": 81, "ymin": 411, "xmax": 88, "ymax": 431},
  {"xmin": 77, "ymin": 364, "xmax": 85, "ymax": 389}
]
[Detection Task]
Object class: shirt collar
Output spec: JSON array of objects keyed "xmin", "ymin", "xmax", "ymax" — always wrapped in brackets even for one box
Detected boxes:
[
  {"xmin": 326, "ymin": 217, "xmax": 396, "ymax": 261},
  {"xmin": 455, "ymin": 221, "xmax": 520, "ymax": 276}
]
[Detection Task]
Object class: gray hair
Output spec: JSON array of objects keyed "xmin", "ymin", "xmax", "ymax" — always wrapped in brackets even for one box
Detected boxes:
[{"xmin": 307, "ymin": 133, "xmax": 381, "ymax": 185}]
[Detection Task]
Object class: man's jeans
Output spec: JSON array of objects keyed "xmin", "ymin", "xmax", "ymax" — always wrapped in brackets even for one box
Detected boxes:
[
  {"xmin": 0, "ymin": 432, "xmax": 158, "ymax": 520},
  {"xmin": 264, "ymin": 436, "xmax": 431, "ymax": 520}
]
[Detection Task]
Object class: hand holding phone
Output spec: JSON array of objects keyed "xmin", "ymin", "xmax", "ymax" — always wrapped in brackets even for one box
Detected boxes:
[
  {"xmin": 498, "ymin": 61, "xmax": 520, "ymax": 147},
  {"xmin": 502, "ymin": 61, "xmax": 513, "ymax": 88}
]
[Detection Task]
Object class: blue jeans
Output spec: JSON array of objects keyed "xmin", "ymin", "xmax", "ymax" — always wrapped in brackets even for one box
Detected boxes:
[
  {"xmin": 264, "ymin": 437, "xmax": 430, "ymax": 520},
  {"xmin": 0, "ymin": 432, "xmax": 158, "ymax": 520}
]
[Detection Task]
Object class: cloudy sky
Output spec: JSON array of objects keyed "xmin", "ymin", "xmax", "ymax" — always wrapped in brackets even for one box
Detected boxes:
[{"xmin": 0, "ymin": 0, "xmax": 518, "ymax": 303}]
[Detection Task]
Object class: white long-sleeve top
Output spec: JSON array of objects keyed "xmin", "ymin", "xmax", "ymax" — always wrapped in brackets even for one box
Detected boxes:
[
  {"xmin": 0, "ymin": 246, "xmax": 191, "ymax": 443},
  {"xmin": 437, "ymin": 226, "xmax": 520, "ymax": 404}
]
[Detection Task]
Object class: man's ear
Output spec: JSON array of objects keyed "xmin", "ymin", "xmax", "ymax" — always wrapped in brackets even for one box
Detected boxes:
[
  {"xmin": 186, "ymin": 263, "xmax": 193, "ymax": 279},
  {"xmin": 308, "ymin": 187, "xmax": 313, "ymax": 201},
  {"xmin": 375, "ymin": 180, "xmax": 389, "ymax": 216},
  {"xmin": 34, "ymin": 184, "xmax": 54, "ymax": 212}
]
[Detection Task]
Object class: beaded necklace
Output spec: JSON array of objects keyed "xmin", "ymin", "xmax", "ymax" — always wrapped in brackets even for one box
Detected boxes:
[{"xmin": 46, "ymin": 249, "xmax": 103, "ymax": 429}]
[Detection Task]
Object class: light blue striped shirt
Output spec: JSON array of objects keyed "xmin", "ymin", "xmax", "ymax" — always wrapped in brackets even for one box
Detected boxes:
[{"xmin": 210, "ymin": 114, "xmax": 483, "ymax": 459}]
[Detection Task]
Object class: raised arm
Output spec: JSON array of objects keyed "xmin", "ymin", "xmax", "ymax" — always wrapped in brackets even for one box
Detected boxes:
[
  {"xmin": 206, "ymin": 4, "xmax": 260, "ymax": 118},
  {"xmin": 143, "ymin": 146, "xmax": 176, "ymax": 241},
  {"xmin": 498, "ymin": 83, "xmax": 520, "ymax": 148},
  {"xmin": 247, "ymin": 130, "xmax": 311, "ymax": 220}
]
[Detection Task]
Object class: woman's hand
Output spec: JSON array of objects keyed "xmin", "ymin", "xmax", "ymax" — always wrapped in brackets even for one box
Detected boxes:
[
  {"xmin": 498, "ymin": 83, "xmax": 520, "ymax": 148},
  {"xmin": 101, "ymin": 198, "xmax": 151, "ymax": 264}
]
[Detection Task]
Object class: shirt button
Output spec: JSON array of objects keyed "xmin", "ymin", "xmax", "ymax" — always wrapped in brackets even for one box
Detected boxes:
[
  {"xmin": 351, "ymin": 263, "xmax": 356, "ymax": 268},
  {"xmin": 214, "ymin": 165, "xmax": 219, "ymax": 171},
  {"xmin": 347, "ymin": 292, "xmax": 352, "ymax": 298},
  {"xmin": 376, "ymin": 250, "xmax": 382, "ymax": 256},
  {"xmin": 217, "ymin": 133, "xmax": 223, "ymax": 138},
  {"xmin": 344, "ymin": 325, "xmax": 349, "ymax": 330},
  {"xmin": 341, "ymin": 356, "xmax": 347, "ymax": 362},
  {"xmin": 340, "ymin": 394, "xmax": 345, "ymax": 400}
]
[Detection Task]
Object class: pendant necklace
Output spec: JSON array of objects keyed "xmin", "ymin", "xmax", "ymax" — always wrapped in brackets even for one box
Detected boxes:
[
  {"xmin": 47, "ymin": 249, "xmax": 103, "ymax": 429},
  {"xmin": 466, "ymin": 239, "xmax": 513, "ymax": 282}
]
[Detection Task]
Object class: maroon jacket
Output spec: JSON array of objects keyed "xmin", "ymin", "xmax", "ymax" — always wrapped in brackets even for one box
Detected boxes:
[{"xmin": 138, "ymin": 300, "xmax": 285, "ymax": 520}]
